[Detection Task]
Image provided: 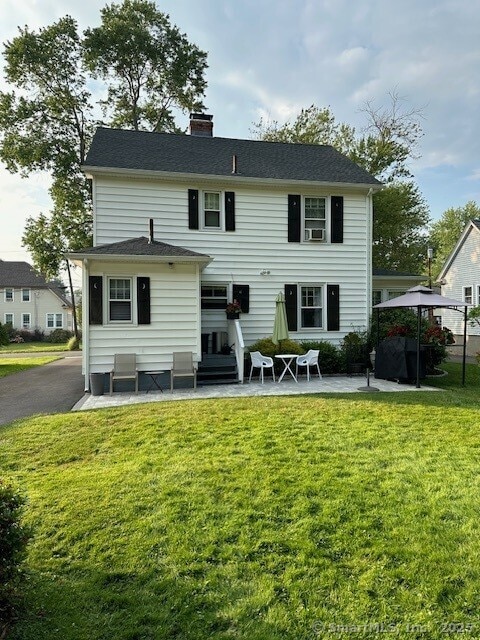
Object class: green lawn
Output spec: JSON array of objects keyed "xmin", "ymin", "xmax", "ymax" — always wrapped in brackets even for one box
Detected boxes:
[
  {"xmin": 0, "ymin": 356, "xmax": 60, "ymax": 377},
  {"xmin": 0, "ymin": 342, "xmax": 75, "ymax": 354},
  {"xmin": 1, "ymin": 363, "xmax": 480, "ymax": 639}
]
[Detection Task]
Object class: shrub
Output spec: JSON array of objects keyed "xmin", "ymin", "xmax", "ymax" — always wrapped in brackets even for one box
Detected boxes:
[
  {"xmin": 299, "ymin": 340, "xmax": 343, "ymax": 373},
  {"xmin": 45, "ymin": 328, "xmax": 73, "ymax": 344},
  {"xmin": 3, "ymin": 323, "xmax": 17, "ymax": 341},
  {"xmin": 0, "ymin": 323, "xmax": 8, "ymax": 346},
  {"xmin": 247, "ymin": 337, "xmax": 305, "ymax": 359},
  {"xmin": 340, "ymin": 330, "xmax": 370, "ymax": 373},
  {"xmin": 67, "ymin": 335, "xmax": 81, "ymax": 351},
  {"xmin": 0, "ymin": 479, "xmax": 31, "ymax": 629}
]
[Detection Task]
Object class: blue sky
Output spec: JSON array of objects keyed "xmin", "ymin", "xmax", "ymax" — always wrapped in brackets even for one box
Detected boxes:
[{"xmin": 0, "ymin": 0, "xmax": 479, "ymax": 267}]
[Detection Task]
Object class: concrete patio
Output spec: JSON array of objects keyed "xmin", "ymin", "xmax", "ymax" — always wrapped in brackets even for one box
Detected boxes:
[{"xmin": 73, "ymin": 373, "xmax": 438, "ymax": 412}]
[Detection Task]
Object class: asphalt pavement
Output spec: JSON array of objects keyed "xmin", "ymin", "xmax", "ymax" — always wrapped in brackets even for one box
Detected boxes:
[{"xmin": 0, "ymin": 353, "xmax": 84, "ymax": 426}]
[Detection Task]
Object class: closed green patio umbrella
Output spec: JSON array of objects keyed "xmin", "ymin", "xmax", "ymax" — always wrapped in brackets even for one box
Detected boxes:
[{"xmin": 272, "ymin": 292, "xmax": 289, "ymax": 346}]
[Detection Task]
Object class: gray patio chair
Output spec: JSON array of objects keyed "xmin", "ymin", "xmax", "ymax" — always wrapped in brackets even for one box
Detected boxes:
[
  {"xmin": 248, "ymin": 351, "xmax": 275, "ymax": 384},
  {"xmin": 171, "ymin": 352, "xmax": 197, "ymax": 392},
  {"xmin": 109, "ymin": 353, "xmax": 139, "ymax": 395},
  {"xmin": 295, "ymin": 349, "xmax": 322, "ymax": 381}
]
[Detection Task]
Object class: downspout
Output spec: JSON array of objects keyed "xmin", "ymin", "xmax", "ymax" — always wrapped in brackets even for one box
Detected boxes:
[
  {"xmin": 366, "ymin": 188, "xmax": 374, "ymax": 322},
  {"xmin": 83, "ymin": 259, "xmax": 90, "ymax": 391}
]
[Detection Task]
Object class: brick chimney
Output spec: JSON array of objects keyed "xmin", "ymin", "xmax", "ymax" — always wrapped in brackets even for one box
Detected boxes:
[{"xmin": 189, "ymin": 113, "xmax": 213, "ymax": 137}]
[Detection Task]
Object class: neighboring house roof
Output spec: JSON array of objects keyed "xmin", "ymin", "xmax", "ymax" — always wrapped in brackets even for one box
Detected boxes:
[
  {"xmin": 0, "ymin": 260, "xmax": 71, "ymax": 306},
  {"xmin": 437, "ymin": 219, "xmax": 480, "ymax": 281},
  {"xmin": 83, "ymin": 127, "xmax": 382, "ymax": 188},
  {"xmin": 373, "ymin": 268, "xmax": 424, "ymax": 278},
  {"xmin": 69, "ymin": 237, "xmax": 212, "ymax": 265}
]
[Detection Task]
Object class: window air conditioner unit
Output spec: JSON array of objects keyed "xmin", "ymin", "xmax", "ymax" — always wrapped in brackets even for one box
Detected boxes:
[{"xmin": 306, "ymin": 228, "xmax": 325, "ymax": 241}]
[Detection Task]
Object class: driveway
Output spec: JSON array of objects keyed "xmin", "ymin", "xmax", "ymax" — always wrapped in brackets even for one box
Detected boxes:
[{"xmin": 0, "ymin": 353, "xmax": 84, "ymax": 426}]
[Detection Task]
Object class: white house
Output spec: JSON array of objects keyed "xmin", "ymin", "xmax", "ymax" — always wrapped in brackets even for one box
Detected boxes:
[
  {"xmin": 70, "ymin": 114, "xmax": 382, "ymax": 390},
  {"xmin": 0, "ymin": 260, "xmax": 73, "ymax": 336},
  {"xmin": 438, "ymin": 219, "xmax": 480, "ymax": 355}
]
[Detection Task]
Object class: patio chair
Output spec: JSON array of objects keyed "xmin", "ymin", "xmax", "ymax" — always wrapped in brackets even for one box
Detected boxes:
[
  {"xmin": 171, "ymin": 352, "xmax": 197, "ymax": 392},
  {"xmin": 248, "ymin": 351, "xmax": 276, "ymax": 384},
  {"xmin": 295, "ymin": 350, "xmax": 322, "ymax": 381},
  {"xmin": 109, "ymin": 353, "xmax": 139, "ymax": 395}
]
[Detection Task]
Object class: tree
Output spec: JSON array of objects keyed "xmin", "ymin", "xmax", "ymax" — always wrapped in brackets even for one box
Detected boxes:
[
  {"xmin": 253, "ymin": 93, "xmax": 429, "ymax": 272},
  {"xmin": 429, "ymin": 201, "xmax": 480, "ymax": 278},
  {"xmin": 0, "ymin": 2, "xmax": 208, "ymax": 331},
  {"xmin": 83, "ymin": 0, "xmax": 208, "ymax": 132},
  {"xmin": 252, "ymin": 91, "xmax": 424, "ymax": 183},
  {"xmin": 373, "ymin": 182, "xmax": 430, "ymax": 272}
]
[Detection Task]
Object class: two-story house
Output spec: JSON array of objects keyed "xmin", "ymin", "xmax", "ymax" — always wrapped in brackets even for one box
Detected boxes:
[
  {"xmin": 0, "ymin": 260, "xmax": 73, "ymax": 335},
  {"xmin": 70, "ymin": 114, "xmax": 382, "ymax": 390}
]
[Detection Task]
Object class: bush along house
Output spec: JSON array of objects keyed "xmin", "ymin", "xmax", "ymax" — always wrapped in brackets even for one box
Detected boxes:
[{"xmin": 69, "ymin": 114, "xmax": 382, "ymax": 391}]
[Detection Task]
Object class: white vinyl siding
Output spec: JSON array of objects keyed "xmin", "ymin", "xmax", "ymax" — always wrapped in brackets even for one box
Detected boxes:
[
  {"xmin": 93, "ymin": 177, "xmax": 371, "ymax": 345},
  {"xmin": 0, "ymin": 288, "xmax": 72, "ymax": 333}
]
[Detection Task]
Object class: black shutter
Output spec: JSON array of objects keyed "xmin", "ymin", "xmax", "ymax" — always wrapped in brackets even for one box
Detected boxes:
[
  {"xmin": 188, "ymin": 189, "xmax": 199, "ymax": 229},
  {"xmin": 327, "ymin": 284, "xmax": 340, "ymax": 331},
  {"xmin": 331, "ymin": 196, "xmax": 344, "ymax": 243},
  {"xmin": 89, "ymin": 276, "xmax": 103, "ymax": 325},
  {"xmin": 288, "ymin": 195, "xmax": 301, "ymax": 242},
  {"xmin": 232, "ymin": 284, "xmax": 249, "ymax": 313},
  {"xmin": 137, "ymin": 277, "xmax": 151, "ymax": 325},
  {"xmin": 225, "ymin": 192, "xmax": 235, "ymax": 231},
  {"xmin": 284, "ymin": 284, "xmax": 298, "ymax": 331}
]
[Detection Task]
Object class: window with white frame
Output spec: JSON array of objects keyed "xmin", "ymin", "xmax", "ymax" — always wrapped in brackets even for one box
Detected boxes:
[
  {"xmin": 464, "ymin": 286, "xmax": 473, "ymax": 305},
  {"xmin": 203, "ymin": 191, "xmax": 222, "ymax": 229},
  {"xmin": 201, "ymin": 284, "xmax": 228, "ymax": 309},
  {"xmin": 22, "ymin": 288, "xmax": 30, "ymax": 302},
  {"xmin": 300, "ymin": 285, "xmax": 323, "ymax": 328},
  {"xmin": 477, "ymin": 285, "xmax": 480, "ymax": 306},
  {"xmin": 372, "ymin": 290, "xmax": 382, "ymax": 306},
  {"xmin": 47, "ymin": 313, "xmax": 63, "ymax": 329},
  {"xmin": 4, "ymin": 313, "xmax": 13, "ymax": 326},
  {"xmin": 304, "ymin": 197, "xmax": 327, "ymax": 241},
  {"xmin": 5, "ymin": 288, "xmax": 13, "ymax": 302},
  {"xmin": 108, "ymin": 278, "xmax": 132, "ymax": 322},
  {"xmin": 22, "ymin": 313, "xmax": 31, "ymax": 329}
]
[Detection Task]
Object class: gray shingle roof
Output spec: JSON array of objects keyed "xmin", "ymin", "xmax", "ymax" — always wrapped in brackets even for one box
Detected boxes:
[
  {"xmin": 0, "ymin": 260, "xmax": 71, "ymax": 305},
  {"xmin": 70, "ymin": 237, "xmax": 210, "ymax": 258},
  {"xmin": 84, "ymin": 127, "xmax": 382, "ymax": 186}
]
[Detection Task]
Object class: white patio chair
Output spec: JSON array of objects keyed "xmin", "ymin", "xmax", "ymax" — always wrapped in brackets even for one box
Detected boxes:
[
  {"xmin": 171, "ymin": 352, "xmax": 197, "ymax": 392},
  {"xmin": 248, "ymin": 351, "xmax": 276, "ymax": 384},
  {"xmin": 295, "ymin": 349, "xmax": 322, "ymax": 381},
  {"xmin": 110, "ymin": 353, "xmax": 139, "ymax": 395}
]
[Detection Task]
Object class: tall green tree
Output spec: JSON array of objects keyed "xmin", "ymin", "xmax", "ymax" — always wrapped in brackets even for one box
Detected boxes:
[
  {"xmin": 83, "ymin": 0, "xmax": 208, "ymax": 131},
  {"xmin": 253, "ymin": 94, "xmax": 429, "ymax": 272},
  {"xmin": 0, "ymin": 1, "xmax": 208, "ymax": 330},
  {"xmin": 429, "ymin": 201, "xmax": 480, "ymax": 278}
]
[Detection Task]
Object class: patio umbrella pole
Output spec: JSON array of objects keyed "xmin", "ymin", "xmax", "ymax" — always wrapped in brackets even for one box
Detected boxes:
[{"xmin": 416, "ymin": 306, "xmax": 422, "ymax": 388}]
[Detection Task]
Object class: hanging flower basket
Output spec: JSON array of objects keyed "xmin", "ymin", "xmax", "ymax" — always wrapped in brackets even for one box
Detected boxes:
[{"xmin": 225, "ymin": 300, "xmax": 241, "ymax": 320}]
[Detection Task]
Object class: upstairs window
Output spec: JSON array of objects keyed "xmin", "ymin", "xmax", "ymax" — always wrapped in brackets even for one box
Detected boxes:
[
  {"xmin": 5, "ymin": 288, "xmax": 13, "ymax": 302},
  {"xmin": 304, "ymin": 197, "xmax": 327, "ymax": 242},
  {"xmin": 22, "ymin": 288, "xmax": 30, "ymax": 302},
  {"xmin": 109, "ymin": 278, "xmax": 132, "ymax": 322},
  {"xmin": 203, "ymin": 192, "xmax": 221, "ymax": 229}
]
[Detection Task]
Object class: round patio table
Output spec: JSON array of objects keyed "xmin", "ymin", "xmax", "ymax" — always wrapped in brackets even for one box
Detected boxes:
[{"xmin": 274, "ymin": 354, "xmax": 298, "ymax": 383}]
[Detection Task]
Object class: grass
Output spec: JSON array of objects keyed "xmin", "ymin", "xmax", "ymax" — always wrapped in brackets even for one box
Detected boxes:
[
  {"xmin": 0, "ymin": 342, "xmax": 74, "ymax": 354},
  {"xmin": 1, "ymin": 363, "xmax": 480, "ymax": 639},
  {"xmin": 0, "ymin": 356, "xmax": 60, "ymax": 378}
]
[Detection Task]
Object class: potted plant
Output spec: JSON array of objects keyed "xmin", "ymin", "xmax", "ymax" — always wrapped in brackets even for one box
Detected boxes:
[{"xmin": 225, "ymin": 300, "xmax": 242, "ymax": 320}]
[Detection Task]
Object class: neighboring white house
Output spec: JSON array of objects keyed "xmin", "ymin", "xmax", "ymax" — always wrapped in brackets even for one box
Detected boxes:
[
  {"xmin": 70, "ymin": 114, "xmax": 382, "ymax": 390},
  {"xmin": 372, "ymin": 268, "xmax": 426, "ymax": 305},
  {"xmin": 0, "ymin": 260, "xmax": 73, "ymax": 335},
  {"xmin": 438, "ymin": 219, "xmax": 480, "ymax": 355}
]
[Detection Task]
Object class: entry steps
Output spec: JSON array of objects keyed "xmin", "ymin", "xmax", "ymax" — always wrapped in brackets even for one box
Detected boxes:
[{"xmin": 197, "ymin": 354, "xmax": 239, "ymax": 386}]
